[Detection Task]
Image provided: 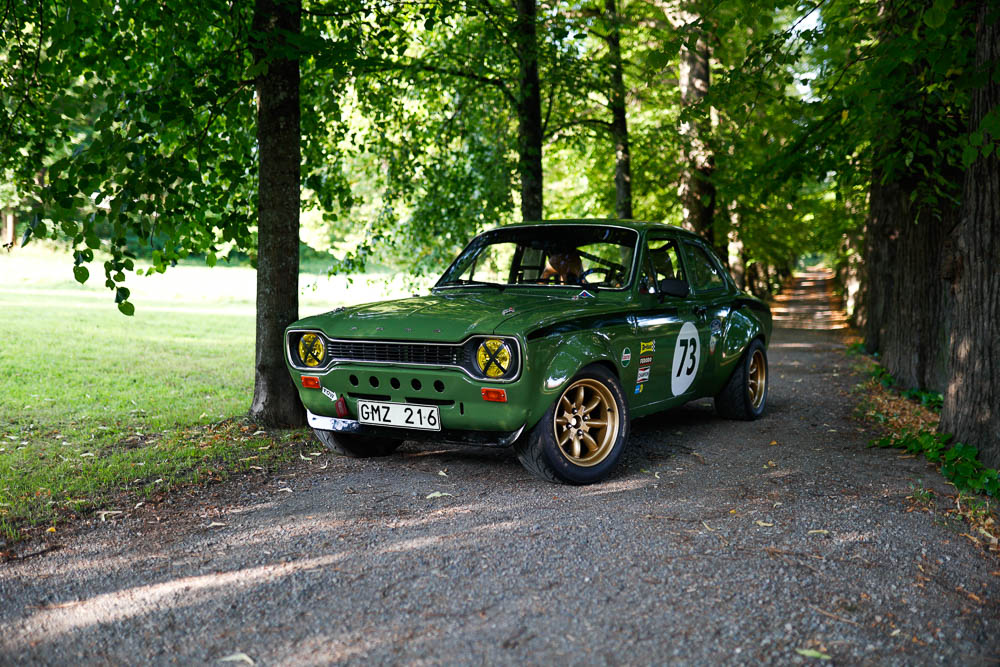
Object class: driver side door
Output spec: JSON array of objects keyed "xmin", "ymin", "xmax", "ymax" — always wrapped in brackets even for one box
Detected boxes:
[{"xmin": 629, "ymin": 233, "xmax": 704, "ymax": 412}]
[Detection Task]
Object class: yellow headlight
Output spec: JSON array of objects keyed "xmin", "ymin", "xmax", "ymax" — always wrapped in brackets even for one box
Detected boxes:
[
  {"xmin": 476, "ymin": 339, "xmax": 511, "ymax": 378},
  {"xmin": 298, "ymin": 333, "xmax": 326, "ymax": 367}
]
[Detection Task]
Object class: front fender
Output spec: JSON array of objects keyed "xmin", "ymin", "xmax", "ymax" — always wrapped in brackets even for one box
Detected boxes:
[{"xmin": 522, "ymin": 331, "xmax": 618, "ymax": 430}]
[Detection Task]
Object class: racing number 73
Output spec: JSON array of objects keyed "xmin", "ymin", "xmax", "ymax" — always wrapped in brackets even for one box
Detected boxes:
[{"xmin": 676, "ymin": 337, "xmax": 697, "ymax": 377}]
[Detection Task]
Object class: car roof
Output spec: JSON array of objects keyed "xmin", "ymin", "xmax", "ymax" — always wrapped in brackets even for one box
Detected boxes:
[{"xmin": 500, "ymin": 218, "xmax": 702, "ymax": 239}]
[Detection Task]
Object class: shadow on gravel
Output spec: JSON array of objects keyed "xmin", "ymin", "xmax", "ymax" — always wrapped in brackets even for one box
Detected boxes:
[{"xmin": 3, "ymin": 270, "xmax": 999, "ymax": 665}]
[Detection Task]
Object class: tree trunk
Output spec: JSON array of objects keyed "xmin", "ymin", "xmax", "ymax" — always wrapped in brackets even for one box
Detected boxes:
[
  {"xmin": 515, "ymin": 0, "xmax": 543, "ymax": 221},
  {"xmin": 863, "ymin": 167, "xmax": 956, "ymax": 393},
  {"xmin": 940, "ymin": 3, "xmax": 1000, "ymax": 466},
  {"xmin": 249, "ymin": 0, "xmax": 305, "ymax": 427},
  {"xmin": 676, "ymin": 6, "xmax": 715, "ymax": 246},
  {"xmin": 1, "ymin": 209, "xmax": 14, "ymax": 248},
  {"xmin": 605, "ymin": 0, "xmax": 632, "ymax": 220}
]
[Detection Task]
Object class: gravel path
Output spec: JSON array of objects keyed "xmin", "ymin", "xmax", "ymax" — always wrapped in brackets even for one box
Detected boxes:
[{"xmin": 2, "ymin": 271, "xmax": 998, "ymax": 665}]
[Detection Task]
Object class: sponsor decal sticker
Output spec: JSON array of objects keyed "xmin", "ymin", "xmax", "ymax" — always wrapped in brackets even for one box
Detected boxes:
[
  {"xmin": 640, "ymin": 340, "xmax": 656, "ymax": 355},
  {"xmin": 502, "ymin": 307, "xmax": 516, "ymax": 316},
  {"xmin": 572, "ymin": 290, "xmax": 596, "ymax": 300},
  {"xmin": 637, "ymin": 366, "xmax": 651, "ymax": 383},
  {"xmin": 639, "ymin": 355, "xmax": 653, "ymax": 365},
  {"xmin": 621, "ymin": 347, "xmax": 632, "ymax": 367},
  {"xmin": 322, "ymin": 387, "xmax": 338, "ymax": 402},
  {"xmin": 634, "ymin": 383, "xmax": 644, "ymax": 394}
]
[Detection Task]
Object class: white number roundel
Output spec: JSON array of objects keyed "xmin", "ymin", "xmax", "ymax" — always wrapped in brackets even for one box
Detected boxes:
[{"xmin": 671, "ymin": 322, "xmax": 701, "ymax": 396}]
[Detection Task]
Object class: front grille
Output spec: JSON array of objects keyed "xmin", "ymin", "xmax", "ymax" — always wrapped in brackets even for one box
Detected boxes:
[{"xmin": 326, "ymin": 340, "xmax": 466, "ymax": 366}]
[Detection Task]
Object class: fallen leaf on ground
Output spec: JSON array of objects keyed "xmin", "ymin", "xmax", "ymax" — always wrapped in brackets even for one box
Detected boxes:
[
  {"xmin": 98, "ymin": 511, "xmax": 123, "ymax": 522},
  {"xmin": 207, "ymin": 522, "xmax": 226, "ymax": 528},
  {"xmin": 299, "ymin": 452, "xmax": 311, "ymax": 461},
  {"xmin": 438, "ymin": 470, "xmax": 448, "ymax": 477},
  {"xmin": 769, "ymin": 440, "xmax": 779, "ymax": 445},
  {"xmin": 309, "ymin": 452, "xmax": 322, "ymax": 456},
  {"xmin": 808, "ymin": 529, "xmax": 829, "ymax": 535},
  {"xmin": 277, "ymin": 487, "xmax": 293, "ymax": 493},
  {"xmin": 795, "ymin": 648, "xmax": 831, "ymax": 660},
  {"xmin": 426, "ymin": 491, "xmax": 454, "ymax": 499},
  {"xmin": 46, "ymin": 527, "xmax": 56, "ymax": 533},
  {"xmin": 219, "ymin": 652, "xmax": 255, "ymax": 665},
  {"xmin": 755, "ymin": 521, "xmax": 774, "ymax": 527}
]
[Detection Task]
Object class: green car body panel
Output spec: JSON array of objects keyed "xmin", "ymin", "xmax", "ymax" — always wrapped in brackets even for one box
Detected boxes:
[{"xmin": 285, "ymin": 220, "xmax": 772, "ymax": 445}]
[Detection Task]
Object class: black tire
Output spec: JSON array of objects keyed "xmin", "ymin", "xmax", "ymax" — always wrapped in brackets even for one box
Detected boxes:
[
  {"xmin": 714, "ymin": 338, "xmax": 768, "ymax": 420},
  {"xmin": 313, "ymin": 429, "xmax": 402, "ymax": 457},
  {"xmin": 514, "ymin": 365, "xmax": 629, "ymax": 485}
]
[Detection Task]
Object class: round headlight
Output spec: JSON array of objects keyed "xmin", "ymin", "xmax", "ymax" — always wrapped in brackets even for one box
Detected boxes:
[
  {"xmin": 298, "ymin": 333, "xmax": 326, "ymax": 367},
  {"xmin": 476, "ymin": 339, "xmax": 512, "ymax": 378}
]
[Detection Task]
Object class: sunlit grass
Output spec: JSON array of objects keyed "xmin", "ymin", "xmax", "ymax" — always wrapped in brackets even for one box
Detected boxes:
[{"xmin": 0, "ymin": 245, "xmax": 433, "ymax": 541}]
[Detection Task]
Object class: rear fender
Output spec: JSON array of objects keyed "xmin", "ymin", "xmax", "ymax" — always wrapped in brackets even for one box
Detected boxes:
[{"xmin": 710, "ymin": 307, "xmax": 766, "ymax": 395}]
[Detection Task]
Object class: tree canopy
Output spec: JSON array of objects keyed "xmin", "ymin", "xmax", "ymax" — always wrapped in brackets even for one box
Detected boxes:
[{"xmin": 2, "ymin": 0, "xmax": 998, "ymax": 460}]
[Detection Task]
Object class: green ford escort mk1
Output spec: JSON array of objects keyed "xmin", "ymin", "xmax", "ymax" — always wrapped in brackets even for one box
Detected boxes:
[{"xmin": 285, "ymin": 220, "xmax": 772, "ymax": 485}]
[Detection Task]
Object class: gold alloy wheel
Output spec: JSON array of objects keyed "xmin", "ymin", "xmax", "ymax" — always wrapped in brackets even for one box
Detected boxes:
[
  {"xmin": 748, "ymin": 348, "xmax": 767, "ymax": 410},
  {"xmin": 553, "ymin": 378, "xmax": 619, "ymax": 467}
]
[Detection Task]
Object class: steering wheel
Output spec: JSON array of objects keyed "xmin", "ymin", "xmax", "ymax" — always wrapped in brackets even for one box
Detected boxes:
[{"xmin": 580, "ymin": 267, "xmax": 613, "ymax": 285}]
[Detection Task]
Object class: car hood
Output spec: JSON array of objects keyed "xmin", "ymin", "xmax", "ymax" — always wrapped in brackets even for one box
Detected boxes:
[{"xmin": 294, "ymin": 289, "xmax": 629, "ymax": 342}]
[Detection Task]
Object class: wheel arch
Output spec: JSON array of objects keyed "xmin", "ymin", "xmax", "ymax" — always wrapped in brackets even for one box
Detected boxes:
[{"xmin": 523, "ymin": 332, "xmax": 619, "ymax": 430}]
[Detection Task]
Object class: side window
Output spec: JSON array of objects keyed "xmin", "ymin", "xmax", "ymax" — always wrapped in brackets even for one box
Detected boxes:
[
  {"xmin": 641, "ymin": 237, "xmax": 685, "ymax": 293},
  {"xmin": 682, "ymin": 242, "xmax": 726, "ymax": 291}
]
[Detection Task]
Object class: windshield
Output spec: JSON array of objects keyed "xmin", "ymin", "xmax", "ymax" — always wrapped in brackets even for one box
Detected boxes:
[{"xmin": 436, "ymin": 225, "xmax": 639, "ymax": 290}]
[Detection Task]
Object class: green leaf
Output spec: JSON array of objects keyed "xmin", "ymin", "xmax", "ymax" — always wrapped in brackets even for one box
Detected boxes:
[
  {"xmin": 795, "ymin": 648, "xmax": 831, "ymax": 660},
  {"xmin": 962, "ymin": 145, "xmax": 979, "ymax": 168},
  {"xmin": 73, "ymin": 266, "xmax": 89, "ymax": 284},
  {"xmin": 117, "ymin": 301, "xmax": 135, "ymax": 317}
]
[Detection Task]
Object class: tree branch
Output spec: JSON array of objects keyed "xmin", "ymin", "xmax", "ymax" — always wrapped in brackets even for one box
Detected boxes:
[{"xmin": 357, "ymin": 58, "xmax": 517, "ymax": 106}]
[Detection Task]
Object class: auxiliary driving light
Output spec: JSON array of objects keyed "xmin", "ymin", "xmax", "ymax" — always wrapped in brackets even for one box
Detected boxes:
[{"xmin": 476, "ymin": 339, "xmax": 511, "ymax": 378}]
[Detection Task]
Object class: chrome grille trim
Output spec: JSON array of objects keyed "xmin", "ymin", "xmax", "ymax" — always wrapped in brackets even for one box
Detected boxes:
[{"xmin": 286, "ymin": 330, "xmax": 522, "ymax": 383}]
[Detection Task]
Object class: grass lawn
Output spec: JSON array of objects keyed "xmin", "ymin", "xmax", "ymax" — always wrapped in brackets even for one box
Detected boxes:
[{"xmin": 0, "ymin": 246, "xmax": 426, "ymax": 542}]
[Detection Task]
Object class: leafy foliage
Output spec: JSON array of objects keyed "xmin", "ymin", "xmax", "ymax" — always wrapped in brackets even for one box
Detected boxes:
[{"xmin": 871, "ymin": 430, "xmax": 1000, "ymax": 498}]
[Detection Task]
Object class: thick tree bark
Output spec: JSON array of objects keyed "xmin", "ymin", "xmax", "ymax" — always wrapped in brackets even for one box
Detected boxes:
[
  {"xmin": 676, "ymin": 6, "xmax": 715, "ymax": 246},
  {"xmin": 863, "ymin": 168, "xmax": 956, "ymax": 392},
  {"xmin": 249, "ymin": 0, "xmax": 305, "ymax": 427},
  {"xmin": 940, "ymin": 3, "xmax": 1000, "ymax": 466},
  {"xmin": 605, "ymin": 0, "xmax": 632, "ymax": 220},
  {"xmin": 515, "ymin": 0, "xmax": 543, "ymax": 221}
]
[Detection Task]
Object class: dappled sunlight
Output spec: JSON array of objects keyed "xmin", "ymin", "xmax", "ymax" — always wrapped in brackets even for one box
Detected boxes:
[
  {"xmin": 379, "ymin": 520, "xmax": 521, "ymax": 556},
  {"xmin": 769, "ymin": 269, "xmax": 850, "ymax": 331},
  {"xmin": 12, "ymin": 553, "xmax": 347, "ymax": 645},
  {"xmin": 577, "ymin": 476, "xmax": 653, "ymax": 497}
]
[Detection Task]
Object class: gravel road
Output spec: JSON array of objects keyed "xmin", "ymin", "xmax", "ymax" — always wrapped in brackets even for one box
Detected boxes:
[{"xmin": 2, "ymin": 272, "xmax": 998, "ymax": 665}]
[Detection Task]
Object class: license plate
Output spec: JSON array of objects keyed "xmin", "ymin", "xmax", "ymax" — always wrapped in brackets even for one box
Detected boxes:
[{"xmin": 356, "ymin": 400, "xmax": 441, "ymax": 431}]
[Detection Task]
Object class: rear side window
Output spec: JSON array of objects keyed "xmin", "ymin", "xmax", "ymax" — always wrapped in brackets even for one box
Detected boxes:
[{"xmin": 682, "ymin": 242, "xmax": 726, "ymax": 291}]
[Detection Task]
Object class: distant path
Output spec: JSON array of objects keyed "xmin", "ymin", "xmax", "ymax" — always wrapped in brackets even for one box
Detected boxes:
[{"xmin": 2, "ymin": 270, "xmax": 997, "ymax": 665}]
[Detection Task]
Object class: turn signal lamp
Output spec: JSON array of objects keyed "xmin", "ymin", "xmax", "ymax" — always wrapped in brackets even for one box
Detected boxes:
[
  {"xmin": 301, "ymin": 376, "xmax": 321, "ymax": 389},
  {"xmin": 481, "ymin": 388, "xmax": 507, "ymax": 403}
]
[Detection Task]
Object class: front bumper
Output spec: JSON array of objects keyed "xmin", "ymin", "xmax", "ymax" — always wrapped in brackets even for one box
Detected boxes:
[{"xmin": 307, "ymin": 410, "xmax": 525, "ymax": 448}]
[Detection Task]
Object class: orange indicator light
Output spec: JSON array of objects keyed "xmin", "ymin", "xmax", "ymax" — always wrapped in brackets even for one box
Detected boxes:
[
  {"xmin": 301, "ymin": 376, "xmax": 321, "ymax": 389},
  {"xmin": 481, "ymin": 388, "xmax": 507, "ymax": 403}
]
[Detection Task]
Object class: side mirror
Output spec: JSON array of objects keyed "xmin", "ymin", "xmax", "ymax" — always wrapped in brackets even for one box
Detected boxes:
[{"xmin": 659, "ymin": 278, "xmax": 689, "ymax": 298}]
